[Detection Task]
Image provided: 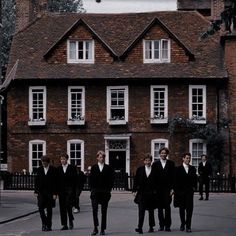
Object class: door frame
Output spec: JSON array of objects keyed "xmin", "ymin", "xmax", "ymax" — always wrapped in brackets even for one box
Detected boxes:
[{"xmin": 104, "ymin": 134, "xmax": 131, "ymax": 175}]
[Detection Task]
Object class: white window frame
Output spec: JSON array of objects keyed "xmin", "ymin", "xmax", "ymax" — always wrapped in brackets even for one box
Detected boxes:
[
  {"xmin": 151, "ymin": 139, "xmax": 169, "ymax": 162},
  {"xmin": 189, "ymin": 138, "xmax": 207, "ymax": 172},
  {"xmin": 67, "ymin": 86, "xmax": 85, "ymax": 125},
  {"xmin": 150, "ymin": 85, "xmax": 168, "ymax": 124},
  {"xmin": 28, "ymin": 86, "xmax": 46, "ymax": 126},
  {"xmin": 189, "ymin": 85, "xmax": 206, "ymax": 124},
  {"xmin": 67, "ymin": 139, "xmax": 85, "ymax": 171},
  {"xmin": 107, "ymin": 86, "xmax": 128, "ymax": 125},
  {"xmin": 143, "ymin": 39, "xmax": 170, "ymax": 63},
  {"xmin": 67, "ymin": 40, "xmax": 94, "ymax": 64},
  {"xmin": 29, "ymin": 140, "xmax": 46, "ymax": 173}
]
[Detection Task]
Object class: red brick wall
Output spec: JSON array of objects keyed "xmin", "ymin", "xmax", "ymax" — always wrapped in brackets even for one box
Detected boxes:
[
  {"xmin": 7, "ymin": 81, "xmax": 218, "ymax": 173},
  {"xmin": 211, "ymin": 0, "xmax": 224, "ymax": 19}
]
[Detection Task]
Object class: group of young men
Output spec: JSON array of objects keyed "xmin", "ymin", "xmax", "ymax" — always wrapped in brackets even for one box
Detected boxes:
[
  {"xmin": 34, "ymin": 148, "xmax": 212, "ymax": 235},
  {"xmin": 133, "ymin": 147, "xmax": 212, "ymax": 234},
  {"xmin": 34, "ymin": 151, "xmax": 114, "ymax": 235}
]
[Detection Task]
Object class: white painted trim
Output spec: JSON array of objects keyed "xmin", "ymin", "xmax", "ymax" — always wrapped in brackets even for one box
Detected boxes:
[{"xmin": 151, "ymin": 138, "xmax": 169, "ymax": 160}]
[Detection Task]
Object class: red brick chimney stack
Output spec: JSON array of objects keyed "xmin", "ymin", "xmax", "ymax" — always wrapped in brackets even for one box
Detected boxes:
[
  {"xmin": 211, "ymin": 0, "xmax": 225, "ymax": 20},
  {"xmin": 15, "ymin": 0, "xmax": 48, "ymax": 33}
]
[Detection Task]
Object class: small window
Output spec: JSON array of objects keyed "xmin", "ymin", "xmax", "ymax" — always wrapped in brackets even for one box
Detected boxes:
[
  {"xmin": 150, "ymin": 86, "xmax": 168, "ymax": 123},
  {"xmin": 67, "ymin": 139, "xmax": 84, "ymax": 171},
  {"xmin": 189, "ymin": 85, "xmax": 206, "ymax": 123},
  {"xmin": 67, "ymin": 40, "xmax": 94, "ymax": 63},
  {"xmin": 68, "ymin": 86, "xmax": 85, "ymax": 125},
  {"xmin": 189, "ymin": 139, "xmax": 207, "ymax": 172},
  {"xmin": 151, "ymin": 139, "xmax": 169, "ymax": 162},
  {"xmin": 107, "ymin": 86, "xmax": 128, "ymax": 125},
  {"xmin": 29, "ymin": 140, "xmax": 46, "ymax": 173},
  {"xmin": 143, "ymin": 39, "xmax": 170, "ymax": 63},
  {"xmin": 28, "ymin": 86, "xmax": 46, "ymax": 126}
]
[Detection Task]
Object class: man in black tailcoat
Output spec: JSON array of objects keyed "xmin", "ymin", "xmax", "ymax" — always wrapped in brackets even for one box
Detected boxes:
[
  {"xmin": 198, "ymin": 154, "xmax": 212, "ymax": 200},
  {"xmin": 34, "ymin": 155, "xmax": 57, "ymax": 231},
  {"xmin": 90, "ymin": 150, "xmax": 114, "ymax": 236},
  {"xmin": 152, "ymin": 147, "xmax": 175, "ymax": 232},
  {"xmin": 57, "ymin": 153, "xmax": 77, "ymax": 230},
  {"xmin": 174, "ymin": 153, "xmax": 198, "ymax": 233}
]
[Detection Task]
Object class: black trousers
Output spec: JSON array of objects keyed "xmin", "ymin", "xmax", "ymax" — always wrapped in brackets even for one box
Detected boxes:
[
  {"xmin": 199, "ymin": 178, "xmax": 210, "ymax": 198},
  {"xmin": 179, "ymin": 193, "xmax": 194, "ymax": 229},
  {"xmin": 59, "ymin": 194, "xmax": 74, "ymax": 226},
  {"xmin": 138, "ymin": 203, "xmax": 155, "ymax": 229},
  {"xmin": 39, "ymin": 206, "xmax": 52, "ymax": 228},
  {"xmin": 91, "ymin": 198, "xmax": 109, "ymax": 230},
  {"xmin": 158, "ymin": 205, "xmax": 171, "ymax": 228}
]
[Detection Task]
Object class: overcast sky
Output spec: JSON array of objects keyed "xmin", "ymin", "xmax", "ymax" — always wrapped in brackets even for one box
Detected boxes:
[{"xmin": 83, "ymin": 0, "xmax": 177, "ymax": 13}]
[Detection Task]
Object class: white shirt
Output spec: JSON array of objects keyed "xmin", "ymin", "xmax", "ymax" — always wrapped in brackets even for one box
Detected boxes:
[
  {"xmin": 62, "ymin": 164, "xmax": 68, "ymax": 173},
  {"xmin": 145, "ymin": 165, "xmax": 151, "ymax": 177},
  {"xmin": 183, "ymin": 163, "xmax": 189, "ymax": 174},
  {"xmin": 43, "ymin": 166, "xmax": 49, "ymax": 175},
  {"xmin": 202, "ymin": 161, "xmax": 206, "ymax": 167},
  {"xmin": 160, "ymin": 159, "xmax": 167, "ymax": 169},
  {"xmin": 98, "ymin": 162, "xmax": 104, "ymax": 172}
]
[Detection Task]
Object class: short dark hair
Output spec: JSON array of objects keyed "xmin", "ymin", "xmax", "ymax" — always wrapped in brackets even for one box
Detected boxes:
[
  {"xmin": 60, "ymin": 153, "xmax": 69, "ymax": 160},
  {"xmin": 144, "ymin": 153, "xmax": 153, "ymax": 161},
  {"xmin": 41, "ymin": 155, "xmax": 50, "ymax": 163},
  {"xmin": 201, "ymin": 154, "xmax": 207, "ymax": 159},
  {"xmin": 159, "ymin": 147, "xmax": 169, "ymax": 155},
  {"xmin": 182, "ymin": 152, "xmax": 191, "ymax": 158}
]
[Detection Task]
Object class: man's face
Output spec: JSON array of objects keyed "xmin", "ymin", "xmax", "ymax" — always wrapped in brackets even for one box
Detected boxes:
[
  {"xmin": 183, "ymin": 155, "xmax": 191, "ymax": 165},
  {"xmin": 60, "ymin": 156, "xmax": 68, "ymax": 165},
  {"xmin": 160, "ymin": 150, "xmax": 168, "ymax": 160},
  {"xmin": 42, "ymin": 161, "xmax": 49, "ymax": 168},
  {"xmin": 201, "ymin": 156, "xmax": 207, "ymax": 162},
  {"xmin": 144, "ymin": 158, "xmax": 152, "ymax": 167},
  {"xmin": 97, "ymin": 153, "xmax": 105, "ymax": 164}
]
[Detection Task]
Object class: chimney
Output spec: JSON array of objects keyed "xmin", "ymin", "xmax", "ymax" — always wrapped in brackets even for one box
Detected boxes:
[
  {"xmin": 15, "ymin": 0, "xmax": 48, "ymax": 33},
  {"xmin": 211, "ymin": 0, "xmax": 225, "ymax": 20}
]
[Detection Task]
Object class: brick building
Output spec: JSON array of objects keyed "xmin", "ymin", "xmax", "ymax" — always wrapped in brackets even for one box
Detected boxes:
[{"xmin": 3, "ymin": 0, "xmax": 236, "ymax": 175}]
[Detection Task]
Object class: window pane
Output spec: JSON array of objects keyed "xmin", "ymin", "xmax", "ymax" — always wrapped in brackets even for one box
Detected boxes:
[{"xmin": 69, "ymin": 41, "xmax": 76, "ymax": 60}]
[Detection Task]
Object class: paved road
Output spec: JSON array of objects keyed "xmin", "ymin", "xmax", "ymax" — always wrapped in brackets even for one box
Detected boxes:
[{"xmin": 0, "ymin": 191, "xmax": 236, "ymax": 235}]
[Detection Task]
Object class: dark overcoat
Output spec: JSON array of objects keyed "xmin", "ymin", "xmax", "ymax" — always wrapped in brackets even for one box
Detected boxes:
[
  {"xmin": 34, "ymin": 165, "xmax": 57, "ymax": 208},
  {"xmin": 89, "ymin": 164, "xmax": 114, "ymax": 204},
  {"xmin": 133, "ymin": 166, "xmax": 158, "ymax": 210},
  {"xmin": 174, "ymin": 165, "xmax": 197, "ymax": 208},
  {"xmin": 152, "ymin": 159, "xmax": 175, "ymax": 208}
]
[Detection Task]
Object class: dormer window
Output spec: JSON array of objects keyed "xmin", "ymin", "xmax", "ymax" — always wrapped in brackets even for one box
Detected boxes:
[
  {"xmin": 67, "ymin": 40, "xmax": 94, "ymax": 64},
  {"xmin": 143, "ymin": 39, "xmax": 170, "ymax": 63}
]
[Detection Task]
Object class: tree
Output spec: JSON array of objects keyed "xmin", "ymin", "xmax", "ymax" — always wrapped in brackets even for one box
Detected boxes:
[
  {"xmin": 48, "ymin": 0, "xmax": 84, "ymax": 13},
  {"xmin": 1, "ymin": 0, "xmax": 84, "ymax": 80}
]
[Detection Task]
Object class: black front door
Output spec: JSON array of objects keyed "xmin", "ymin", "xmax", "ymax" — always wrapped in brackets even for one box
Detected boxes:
[{"xmin": 109, "ymin": 151, "xmax": 126, "ymax": 173}]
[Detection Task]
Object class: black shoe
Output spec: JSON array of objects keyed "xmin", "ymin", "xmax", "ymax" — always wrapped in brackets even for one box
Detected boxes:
[
  {"xmin": 186, "ymin": 228, "xmax": 192, "ymax": 233},
  {"xmin": 158, "ymin": 227, "xmax": 164, "ymax": 231},
  {"xmin": 199, "ymin": 196, "xmax": 203, "ymax": 200},
  {"xmin": 91, "ymin": 228, "xmax": 99, "ymax": 235},
  {"xmin": 69, "ymin": 221, "xmax": 74, "ymax": 229},
  {"xmin": 135, "ymin": 228, "xmax": 143, "ymax": 234},
  {"xmin": 180, "ymin": 225, "xmax": 185, "ymax": 231},
  {"xmin": 165, "ymin": 227, "xmax": 171, "ymax": 232},
  {"xmin": 42, "ymin": 225, "xmax": 46, "ymax": 231},
  {"xmin": 205, "ymin": 198, "xmax": 209, "ymax": 200},
  {"xmin": 148, "ymin": 227, "xmax": 154, "ymax": 233},
  {"xmin": 100, "ymin": 230, "xmax": 105, "ymax": 235},
  {"xmin": 45, "ymin": 227, "xmax": 52, "ymax": 231},
  {"xmin": 61, "ymin": 225, "xmax": 68, "ymax": 230}
]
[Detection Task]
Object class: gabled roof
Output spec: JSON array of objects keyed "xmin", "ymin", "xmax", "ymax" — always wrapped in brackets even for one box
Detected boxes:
[
  {"xmin": 6, "ymin": 11, "xmax": 227, "ymax": 80},
  {"xmin": 121, "ymin": 17, "xmax": 195, "ymax": 61},
  {"xmin": 44, "ymin": 18, "xmax": 118, "ymax": 60}
]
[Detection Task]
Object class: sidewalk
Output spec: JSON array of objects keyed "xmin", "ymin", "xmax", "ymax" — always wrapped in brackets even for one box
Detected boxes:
[{"xmin": 0, "ymin": 190, "xmax": 38, "ymax": 224}]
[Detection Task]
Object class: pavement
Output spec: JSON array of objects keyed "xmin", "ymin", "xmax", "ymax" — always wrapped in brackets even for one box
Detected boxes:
[{"xmin": 1, "ymin": 190, "xmax": 236, "ymax": 235}]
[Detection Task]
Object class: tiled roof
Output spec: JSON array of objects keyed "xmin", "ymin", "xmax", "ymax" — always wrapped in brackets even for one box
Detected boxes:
[{"xmin": 7, "ymin": 11, "xmax": 227, "ymax": 80}]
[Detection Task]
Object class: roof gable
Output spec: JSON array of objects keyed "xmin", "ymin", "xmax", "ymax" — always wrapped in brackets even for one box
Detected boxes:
[
  {"xmin": 44, "ymin": 18, "xmax": 118, "ymax": 60},
  {"xmin": 120, "ymin": 17, "xmax": 195, "ymax": 61}
]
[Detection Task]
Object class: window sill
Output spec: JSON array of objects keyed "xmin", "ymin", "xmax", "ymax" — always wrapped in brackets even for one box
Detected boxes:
[
  {"xmin": 191, "ymin": 120, "xmax": 206, "ymax": 124},
  {"xmin": 28, "ymin": 120, "xmax": 46, "ymax": 126},
  {"xmin": 67, "ymin": 120, "xmax": 85, "ymax": 126},
  {"xmin": 150, "ymin": 118, "xmax": 168, "ymax": 124},
  {"xmin": 108, "ymin": 120, "xmax": 127, "ymax": 125}
]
